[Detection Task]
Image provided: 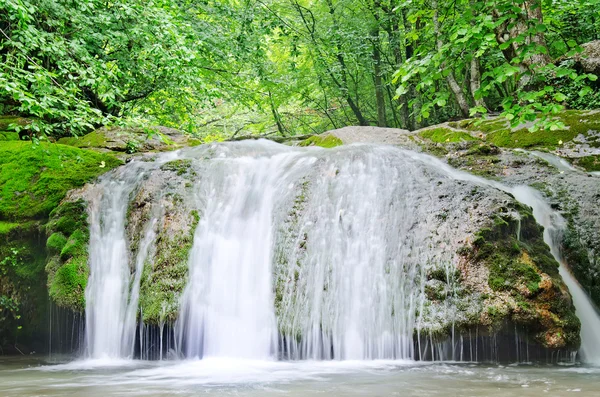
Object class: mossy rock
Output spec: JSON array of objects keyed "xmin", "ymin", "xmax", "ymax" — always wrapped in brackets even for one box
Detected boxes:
[
  {"xmin": 0, "ymin": 141, "xmax": 122, "ymax": 220},
  {"xmin": 0, "ymin": 131, "xmax": 19, "ymax": 141},
  {"xmin": 298, "ymin": 134, "xmax": 343, "ymax": 148},
  {"xmin": 138, "ymin": 211, "xmax": 199, "ymax": 324},
  {"xmin": 460, "ymin": 204, "xmax": 580, "ymax": 349},
  {"xmin": 58, "ymin": 126, "xmax": 194, "ymax": 154},
  {"xmin": 46, "ymin": 232, "xmax": 68, "ymax": 255},
  {"xmin": 160, "ymin": 159, "xmax": 194, "ymax": 176},
  {"xmin": 0, "ymin": 221, "xmax": 21, "ymax": 237},
  {"xmin": 419, "ymin": 127, "xmax": 480, "ymax": 143},
  {"xmin": 453, "ymin": 110, "xmax": 600, "ymax": 149},
  {"xmin": 569, "ymin": 155, "xmax": 600, "ymax": 172},
  {"xmin": 0, "ymin": 116, "xmax": 30, "ymax": 131}
]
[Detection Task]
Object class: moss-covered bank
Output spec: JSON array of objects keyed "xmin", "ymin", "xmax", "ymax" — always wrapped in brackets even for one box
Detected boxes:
[
  {"xmin": 448, "ymin": 110, "xmax": 600, "ymax": 150},
  {"xmin": 0, "ymin": 142, "xmax": 122, "ymax": 220},
  {"xmin": 0, "ymin": 140, "xmax": 121, "ymax": 351}
]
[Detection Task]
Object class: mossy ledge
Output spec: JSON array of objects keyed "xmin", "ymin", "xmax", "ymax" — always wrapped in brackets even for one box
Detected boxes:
[
  {"xmin": 0, "ymin": 141, "xmax": 122, "ymax": 220},
  {"xmin": 458, "ymin": 203, "xmax": 580, "ymax": 349},
  {"xmin": 298, "ymin": 134, "xmax": 343, "ymax": 148}
]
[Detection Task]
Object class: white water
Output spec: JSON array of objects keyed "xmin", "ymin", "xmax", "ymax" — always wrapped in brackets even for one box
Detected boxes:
[
  {"xmin": 175, "ymin": 150, "xmax": 305, "ymax": 358},
  {"xmin": 82, "ymin": 140, "xmax": 600, "ymax": 363},
  {"xmin": 509, "ymin": 187, "xmax": 600, "ymax": 364},
  {"xmin": 173, "ymin": 143, "xmax": 460, "ymax": 360}
]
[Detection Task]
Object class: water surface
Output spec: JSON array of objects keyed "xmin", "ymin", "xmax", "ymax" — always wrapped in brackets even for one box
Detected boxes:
[{"xmin": 1, "ymin": 357, "xmax": 598, "ymax": 396}]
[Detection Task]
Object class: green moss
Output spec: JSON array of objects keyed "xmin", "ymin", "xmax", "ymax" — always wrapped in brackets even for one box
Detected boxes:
[
  {"xmin": 562, "ymin": 226, "xmax": 599, "ymax": 305},
  {"xmin": 420, "ymin": 127, "xmax": 479, "ymax": 143},
  {"xmin": 298, "ymin": 134, "xmax": 343, "ymax": 148},
  {"xmin": 460, "ymin": 110, "xmax": 600, "ymax": 149},
  {"xmin": 0, "ymin": 116, "xmax": 30, "ymax": 130},
  {"xmin": 57, "ymin": 130, "xmax": 108, "ymax": 148},
  {"xmin": 461, "ymin": 203, "xmax": 580, "ymax": 349},
  {"xmin": 569, "ymin": 155, "xmax": 600, "ymax": 172},
  {"xmin": 46, "ymin": 232, "xmax": 67, "ymax": 254},
  {"xmin": 0, "ymin": 142, "xmax": 122, "ymax": 220},
  {"xmin": 59, "ymin": 229, "xmax": 86, "ymax": 260},
  {"xmin": 0, "ymin": 221, "xmax": 19, "ymax": 236},
  {"xmin": 0, "ymin": 131, "xmax": 19, "ymax": 141},
  {"xmin": 45, "ymin": 199, "xmax": 90, "ymax": 311},
  {"xmin": 138, "ymin": 211, "xmax": 200, "ymax": 324},
  {"xmin": 160, "ymin": 159, "xmax": 194, "ymax": 176},
  {"xmin": 48, "ymin": 256, "xmax": 88, "ymax": 310}
]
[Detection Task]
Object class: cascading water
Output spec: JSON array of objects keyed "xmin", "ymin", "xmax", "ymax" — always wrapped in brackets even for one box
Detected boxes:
[
  {"xmin": 84, "ymin": 154, "xmax": 178, "ymax": 359},
  {"xmin": 81, "ymin": 139, "xmax": 600, "ymax": 363},
  {"xmin": 174, "ymin": 143, "xmax": 464, "ymax": 360},
  {"xmin": 175, "ymin": 150, "xmax": 304, "ymax": 359}
]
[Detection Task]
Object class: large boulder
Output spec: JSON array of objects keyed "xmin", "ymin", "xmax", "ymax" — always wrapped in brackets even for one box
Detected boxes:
[
  {"xmin": 414, "ymin": 112, "xmax": 600, "ymax": 308},
  {"xmin": 57, "ymin": 126, "xmax": 201, "ymax": 156}
]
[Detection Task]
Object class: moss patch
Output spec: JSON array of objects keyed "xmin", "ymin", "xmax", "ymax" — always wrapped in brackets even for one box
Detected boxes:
[
  {"xmin": 160, "ymin": 159, "xmax": 194, "ymax": 176},
  {"xmin": 569, "ymin": 155, "xmax": 600, "ymax": 172},
  {"xmin": 46, "ymin": 232, "xmax": 67, "ymax": 255},
  {"xmin": 0, "ymin": 221, "xmax": 20, "ymax": 236},
  {"xmin": 138, "ymin": 211, "xmax": 200, "ymax": 324},
  {"xmin": 45, "ymin": 199, "xmax": 90, "ymax": 311},
  {"xmin": 57, "ymin": 131, "xmax": 108, "ymax": 149},
  {"xmin": 420, "ymin": 127, "xmax": 479, "ymax": 143},
  {"xmin": 0, "ymin": 116, "xmax": 30, "ymax": 131},
  {"xmin": 0, "ymin": 131, "xmax": 19, "ymax": 141},
  {"xmin": 298, "ymin": 134, "xmax": 343, "ymax": 148},
  {"xmin": 456, "ymin": 110, "xmax": 600, "ymax": 149},
  {"xmin": 0, "ymin": 142, "xmax": 122, "ymax": 220}
]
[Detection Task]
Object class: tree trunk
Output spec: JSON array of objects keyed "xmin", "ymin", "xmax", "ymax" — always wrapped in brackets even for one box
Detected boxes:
[
  {"xmin": 400, "ymin": 7, "xmax": 416, "ymax": 130},
  {"xmin": 493, "ymin": 0, "xmax": 551, "ymax": 69},
  {"xmin": 470, "ymin": 57, "xmax": 487, "ymax": 110},
  {"xmin": 372, "ymin": 27, "xmax": 386, "ymax": 127},
  {"xmin": 326, "ymin": 0, "xmax": 369, "ymax": 126},
  {"xmin": 433, "ymin": 1, "xmax": 470, "ymax": 117}
]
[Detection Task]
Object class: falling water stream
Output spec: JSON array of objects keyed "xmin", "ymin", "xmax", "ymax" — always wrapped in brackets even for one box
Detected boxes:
[{"xmin": 4, "ymin": 140, "xmax": 599, "ymax": 396}]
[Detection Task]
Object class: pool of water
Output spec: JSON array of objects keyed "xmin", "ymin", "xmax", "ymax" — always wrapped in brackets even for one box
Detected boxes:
[{"xmin": 1, "ymin": 357, "xmax": 599, "ymax": 396}]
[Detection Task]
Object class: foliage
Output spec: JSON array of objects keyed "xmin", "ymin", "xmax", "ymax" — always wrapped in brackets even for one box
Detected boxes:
[
  {"xmin": 393, "ymin": 0, "xmax": 600, "ymax": 131},
  {"xmin": 0, "ymin": 0, "xmax": 206, "ymax": 137},
  {"xmin": 1, "ymin": 0, "xmax": 600, "ymax": 138}
]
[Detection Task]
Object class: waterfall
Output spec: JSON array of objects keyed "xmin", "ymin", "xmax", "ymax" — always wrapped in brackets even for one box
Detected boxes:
[
  {"xmin": 81, "ymin": 139, "xmax": 600, "ymax": 363},
  {"xmin": 175, "ymin": 142, "xmax": 457, "ymax": 360},
  {"xmin": 510, "ymin": 187, "xmax": 600, "ymax": 364},
  {"xmin": 175, "ymin": 150, "xmax": 302, "ymax": 359}
]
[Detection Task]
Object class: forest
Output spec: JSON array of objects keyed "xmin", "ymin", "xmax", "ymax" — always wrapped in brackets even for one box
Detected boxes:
[{"xmin": 1, "ymin": 0, "xmax": 599, "ymax": 141}]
